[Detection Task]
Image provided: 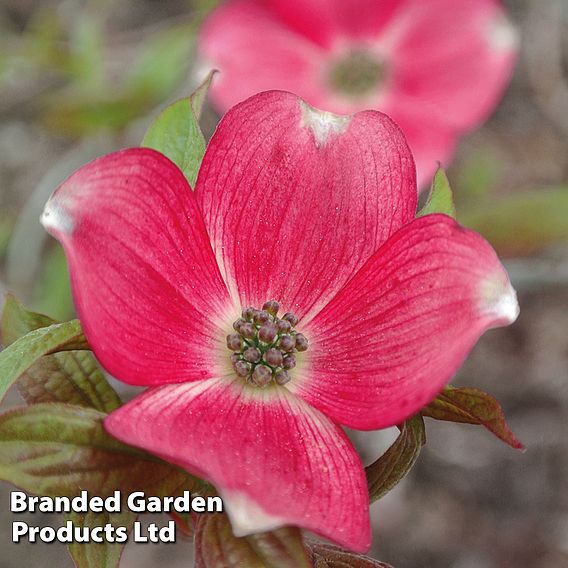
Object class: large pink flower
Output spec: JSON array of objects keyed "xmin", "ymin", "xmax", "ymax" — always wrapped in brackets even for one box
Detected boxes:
[
  {"xmin": 41, "ymin": 91, "xmax": 518, "ymax": 552},
  {"xmin": 199, "ymin": 0, "xmax": 518, "ymax": 188}
]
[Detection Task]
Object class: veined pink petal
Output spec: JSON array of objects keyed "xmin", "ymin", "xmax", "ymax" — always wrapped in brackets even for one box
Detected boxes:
[
  {"xmin": 41, "ymin": 149, "xmax": 233, "ymax": 386},
  {"xmin": 382, "ymin": 0, "xmax": 518, "ymax": 131},
  {"xmin": 104, "ymin": 378, "xmax": 371, "ymax": 552},
  {"xmin": 195, "ymin": 90, "xmax": 416, "ymax": 320},
  {"xmin": 200, "ymin": 0, "xmax": 327, "ymax": 113},
  {"xmin": 289, "ymin": 215, "xmax": 519, "ymax": 430}
]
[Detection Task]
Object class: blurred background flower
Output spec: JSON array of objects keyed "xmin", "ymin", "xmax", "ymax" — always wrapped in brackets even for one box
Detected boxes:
[
  {"xmin": 199, "ymin": 0, "xmax": 518, "ymax": 188},
  {"xmin": 0, "ymin": 1, "xmax": 567, "ymax": 567}
]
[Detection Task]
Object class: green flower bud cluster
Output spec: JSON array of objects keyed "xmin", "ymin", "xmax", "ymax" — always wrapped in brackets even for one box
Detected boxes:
[{"xmin": 227, "ymin": 300, "xmax": 308, "ymax": 387}]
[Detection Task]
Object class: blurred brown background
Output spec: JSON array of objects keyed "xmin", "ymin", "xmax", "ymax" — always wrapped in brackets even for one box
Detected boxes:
[{"xmin": 0, "ymin": 0, "xmax": 567, "ymax": 567}]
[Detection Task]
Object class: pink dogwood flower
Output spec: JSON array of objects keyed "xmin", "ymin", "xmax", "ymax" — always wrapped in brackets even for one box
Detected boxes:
[
  {"xmin": 41, "ymin": 91, "xmax": 518, "ymax": 552},
  {"xmin": 199, "ymin": 0, "xmax": 518, "ymax": 188}
]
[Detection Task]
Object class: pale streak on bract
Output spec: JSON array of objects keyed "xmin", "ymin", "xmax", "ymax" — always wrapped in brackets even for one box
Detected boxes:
[
  {"xmin": 223, "ymin": 490, "xmax": 287, "ymax": 537},
  {"xmin": 40, "ymin": 196, "xmax": 75, "ymax": 235},
  {"xmin": 479, "ymin": 273, "xmax": 520, "ymax": 326},
  {"xmin": 300, "ymin": 100, "xmax": 351, "ymax": 147}
]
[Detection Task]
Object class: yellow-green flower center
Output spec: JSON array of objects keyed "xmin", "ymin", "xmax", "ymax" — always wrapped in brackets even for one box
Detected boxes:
[{"xmin": 329, "ymin": 50, "xmax": 385, "ymax": 97}]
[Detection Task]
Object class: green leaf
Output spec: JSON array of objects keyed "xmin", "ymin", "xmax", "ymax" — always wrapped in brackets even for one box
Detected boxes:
[
  {"xmin": 459, "ymin": 187, "xmax": 568, "ymax": 256},
  {"xmin": 66, "ymin": 13, "xmax": 105, "ymax": 90},
  {"xmin": 142, "ymin": 71, "xmax": 215, "ymax": 186},
  {"xmin": 0, "ymin": 318, "xmax": 88, "ymax": 403},
  {"xmin": 42, "ymin": 95, "xmax": 146, "ymax": 135},
  {"xmin": 1, "ymin": 294, "xmax": 121, "ymax": 412},
  {"xmin": 0, "ymin": 403, "xmax": 198, "ymax": 498},
  {"xmin": 422, "ymin": 386, "xmax": 524, "ymax": 450},
  {"xmin": 1, "ymin": 293, "xmax": 56, "ymax": 344},
  {"xmin": 125, "ymin": 25, "xmax": 196, "ymax": 101},
  {"xmin": 194, "ymin": 514, "xmax": 311, "ymax": 568},
  {"xmin": 66, "ymin": 468, "xmax": 135, "ymax": 568},
  {"xmin": 190, "ymin": 70, "xmax": 216, "ymax": 120},
  {"xmin": 0, "ymin": 402, "xmax": 201, "ymax": 568},
  {"xmin": 17, "ymin": 351, "xmax": 121, "ymax": 412},
  {"xmin": 418, "ymin": 166, "xmax": 457, "ymax": 219},
  {"xmin": 41, "ymin": 24, "xmax": 197, "ymax": 136},
  {"xmin": 66, "ymin": 509, "xmax": 137, "ymax": 568},
  {"xmin": 365, "ymin": 414, "xmax": 426, "ymax": 503},
  {"xmin": 308, "ymin": 541, "xmax": 394, "ymax": 567}
]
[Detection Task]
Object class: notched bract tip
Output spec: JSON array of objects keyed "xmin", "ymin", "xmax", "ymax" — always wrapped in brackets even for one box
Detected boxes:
[
  {"xmin": 224, "ymin": 491, "xmax": 286, "ymax": 537},
  {"xmin": 480, "ymin": 274, "xmax": 520, "ymax": 326},
  {"xmin": 40, "ymin": 196, "xmax": 75, "ymax": 236},
  {"xmin": 487, "ymin": 15, "xmax": 519, "ymax": 52},
  {"xmin": 299, "ymin": 100, "xmax": 351, "ymax": 147}
]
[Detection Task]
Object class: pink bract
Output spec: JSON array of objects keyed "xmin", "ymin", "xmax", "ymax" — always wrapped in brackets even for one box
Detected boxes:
[
  {"xmin": 199, "ymin": 0, "xmax": 518, "ymax": 188},
  {"xmin": 41, "ymin": 91, "xmax": 518, "ymax": 553}
]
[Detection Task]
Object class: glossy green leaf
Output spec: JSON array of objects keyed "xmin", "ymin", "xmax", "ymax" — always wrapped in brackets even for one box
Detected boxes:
[
  {"xmin": 308, "ymin": 541, "xmax": 394, "ymax": 567},
  {"xmin": 0, "ymin": 318, "xmax": 88, "ymax": 403},
  {"xmin": 460, "ymin": 187, "xmax": 568, "ymax": 256},
  {"xmin": 194, "ymin": 514, "xmax": 311, "ymax": 568},
  {"xmin": 366, "ymin": 414, "xmax": 426, "ymax": 503},
  {"xmin": 422, "ymin": 386, "xmax": 524, "ymax": 450},
  {"xmin": 418, "ymin": 166, "xmax": 456, "ymax": 219},
  {"xmin": 142, "ymin": 71, "xmax": 215, "ymax": 186},
  {"xmin": 1, "ymin": 294, "xmax": 121, "ymax": 413},
  {"xmin": 0, "ymin": 403, "xmax": 197, "ymax": 498}
]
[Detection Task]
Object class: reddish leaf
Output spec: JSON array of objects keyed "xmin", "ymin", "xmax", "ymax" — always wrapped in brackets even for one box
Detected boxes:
[
  {"xmin": 365, "ymin": 414, "xmax": 426, "ymax": 503},
  {"xmin": 422, "ymin": 386, "xmax": 524, "ymax": 450},
  {"xmin": 308, "ymin": 541, "xmax": 394, "ymax": 567},
  {"xmin": 194, "ymin": 513, "xmax": 311, "ymax": 568},
  {"xmin": 0, "ymin": 403, "xmax": 196, "ymax": 498}
]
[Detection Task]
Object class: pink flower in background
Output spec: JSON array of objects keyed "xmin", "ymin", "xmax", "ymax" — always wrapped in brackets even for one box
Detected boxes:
[
  {"xmin": 41, "ymin": 91, "xmax": 518, "ymax": 552},
  {"xmin": 199, "ymin": 0, "xmax": 518, "ymax": 188}
]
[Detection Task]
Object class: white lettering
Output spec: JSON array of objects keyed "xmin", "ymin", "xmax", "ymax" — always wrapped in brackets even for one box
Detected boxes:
[
  {"xmin": 10, "ymin": 492, "xmax": 28, "ymax": 513},
  {"xmin": 127, "ymin": 492, "xmax": 146, "ymax": 513},
  {"xmin": 12, "ymin": 522, "xmax": 28, "ymax": 542},
  {"xmin": 207, "ymin": 496, "xmax": 223, "ymax": 512},
  {"xmin": 192, "ymin": 496, "xmax": 206, "ymax": 513},
  {"xmin": 90, "ymin": 496, "xmax": 103, "ymax": 513},
  {"xmin": 105, "ymin": 491, "xmax": 120, "ymax": 513}
]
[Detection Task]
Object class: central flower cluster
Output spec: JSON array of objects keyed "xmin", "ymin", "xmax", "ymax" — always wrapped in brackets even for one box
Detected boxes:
[
  {"xmin": 329, "ymin": 51, "xmax": 385, "ymax": 97},
  {"xmin": 226, "ymin": 301, "xmax": 308, "ymax": 387}
]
